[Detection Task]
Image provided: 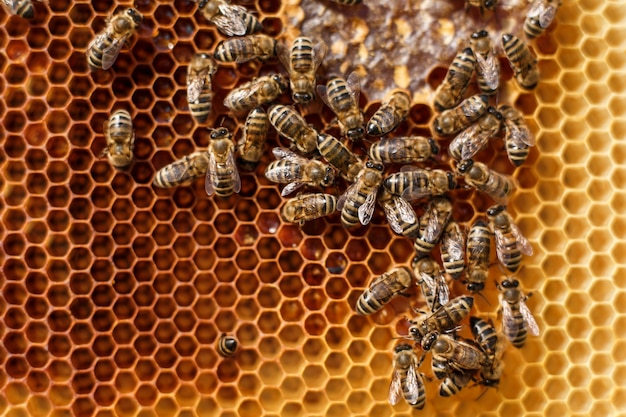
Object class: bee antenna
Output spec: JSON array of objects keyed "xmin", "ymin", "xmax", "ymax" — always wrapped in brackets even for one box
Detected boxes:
[{"xmin": 476, "ymin": 291, "xmax": 492, "ymax": 306}]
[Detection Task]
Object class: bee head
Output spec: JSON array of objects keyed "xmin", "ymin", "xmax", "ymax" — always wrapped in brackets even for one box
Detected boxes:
[
  {"xmin": 271, "ymin": 74, "xmax": 288, "ymax": 91},
  {"xmin": 427, "ymin": 138, "xmax": 439, "ymax": 155},
  {"xmin": 210, "ymin": 127, "xmax": 230, "ymax": 140},
  {"xmin": 501, "ymin": 278, "xmax": 519, "ymax": 289},
  {"xmin": 347, "ymin": 127, "xmax": 365, "ymax": 142},
  {"xmin": 456, "ymin": 159, "xmax": 473, "ymax": 174},
  {"xmin": 126, "ymin": 8, "xmax": 143, "ymax": 25},
  {"xmin": 365, "ymin": 160, "xmax": 384, "ymax": 172},
  {"xmin": 487, "ymin": 106, "xmax": 503, "ymax": 121},
  {"xmin": 466, "ymin": 281, "xmax": 485, "ymax": 293},
  {"xmin": 484, "ymin": 0, "xmax": 497, "ymax": 9},
  {"xmin": 471, "ymin": 29, "xmax": 489, "ymax": 39},
  {"xmin": 501, "ymin": 33, "xmax": 514, "ymax": 44},
  {"xmin": 421, "ymin": 332, "xmax": 439, "ymax": 351},
  {"xmin": 393, "ymin": 344, "xmax": 413, "ymax": 354},
  {"xmin": 293, "ymin": 92, "xmax": 313, "ymax": 103}
]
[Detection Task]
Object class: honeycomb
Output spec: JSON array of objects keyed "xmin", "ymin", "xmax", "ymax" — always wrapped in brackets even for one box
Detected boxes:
[{"xmin": 0, "ymin": 0, "xmax": 624, "ymax": 416}]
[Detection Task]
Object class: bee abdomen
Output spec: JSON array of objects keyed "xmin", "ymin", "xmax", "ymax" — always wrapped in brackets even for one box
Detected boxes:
[{"xmin": 291, "ymin": 38, "xmax": 314, "ymax": 71}]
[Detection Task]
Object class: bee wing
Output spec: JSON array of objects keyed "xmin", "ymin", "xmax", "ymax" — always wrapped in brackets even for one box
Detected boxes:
[
  {"xmin": 338, "ymin": 181, "xmax": 358, "ymax": 211},
  {"xmin": 520, "ymin": 299, "xmax": 540, "ymax": 336},
  {"xmin": 311, "ymin": 41, "xmax": 328, "ymax": 71},
  {"xmin": 1, "ymin": 0, "xmax": 17, "ymax": 13},
  {"xmin": 505, "ymin": 118, "xmax": 535, "ymax": 147},
  {"xmin": 101, "ymin": 36, "xmax": 126, "ymax": 70},
  {"xmin": 493, "ymin": 230, "xmax": 509, "ymax": 266},
  {"xmin": 280, "ymin": 181, "xmax": 306, "ymax": 196},
  {"xmin": 346, "ymin": 71, "xmax": 361, "ymax": 105},
  {"xmin": 212, "ymin": 4, "xmax": 247, "ymax": 36},
  {"xmin": 205, "ymin": 151, "xmax": 217, "ymax": 196},
  {"xmin": 384, "ymin": 196, "xmax": 416, "ymax": 234},
  {"xmin": 538, "ymin": 4, "xmax": 557, "ymax": 28},
  {"xmin": 187, "ymin": 73, "xmax": 206, "ymax": 103},
  {"xmin": 469, "ymin": 239, "xmax": 490, "ymax": 260},
  {"xmin": 276, "ymin": 41, "xmax": 292, "ymax": 72},
  {"xmin": 227, "ymin": 147, "xmax": 241, "ymax": 193},
  {"xmin": 316, "ymin": 84, "xmax": 333, "ymax": 110},
  {"xmin": 422, "ymin": 208, "xmax": 446, "ymax": 242},
  {"xmin": 388, "ymin": 370, "xmax": 403, "ymax": 406},
  {"xmin": 358, "ymin": 187, "xmax": 378, "ymax": 225},
  {"xmin": 443, "ymin": 227, "xmax": 465, "ymax": 261},
  {"xmin": 272, "ymin": 147, "xmax": 307, "ymax": 164},
  {"xmin": 404, "ymin": 363, "xmax": 421, "ymax": 405},
  {"xmin": 459, "ymin": 127, "xmax": 491, "ymax": 161},
  {"xmin": 526, "ymin": 0, "xmax": 544, "ymax": 18},
  {"xmin": 224, "ymin": 85, "xmax": 257, "ymax": 109},
  {"xmin": 499, "ymin": 296, "xmax": 516, "ymax": 335},
  {"xmin": 510, "ymin": 221, "xmax": 533, "ymax": 256},
  {"xmin": 476, "ymin": 52, "xmax": 499, "ymax": 90},
  {"xmin": 382, "ymin": 201, "xmax": 404, "ymax": 235}
]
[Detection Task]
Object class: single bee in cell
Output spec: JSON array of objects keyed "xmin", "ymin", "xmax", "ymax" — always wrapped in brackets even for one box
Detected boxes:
[
  {"xmin": 448, "ymin": 106, "xmax": 502, "ymax": 161},
  {"xmin": 388, "ymin": 344, "xmax": 426, "ymax": 410},
  {"xmin": 524, "ymin": 0, "xmax": 561, "ymax": 39},
  {"xmin": 217, "ymin": 333, "xmax": 238, "ymax": 358},
  {"xmin": 433, "ymin": 94, "xmax": 489, "ymax": 136},
  {"xmin": 499, "ymin": 104, "xmax": 535, "ymax": 167},
  {"xmin": 378, "ymin": 190, "xmax": 419, "ymax": 238},
  {"xmin": 367, "ymin": 89, "xmax": 411, "ymax": 137},
  {"xmin": 316, "ymin": 133, "xmax": 364, "ymax": 182},
  {"xmin": 338, "ymin": 161, "xmax": 384, "ymax": 228},
  {"xmin": 237, "ymin": 107, "xmax": 269, "ymax": 171},
  {"xmin": 414, "ymin": 197, "xmax": 453, "ymax": 258},
  {"xmin": 102, "ymin": 109, "xmax": 135, "ymax": 169},
  {"xmin": 434, "ymin": 47, "xmax": 476, "ymax": 112},
  {"xmin": 356, "ymin": 267, "xmax": 413, "ymax": 316},
  {"xmin": 196, "ymin": 0, "xmax": 261, "ymax": 37},
  {"xmin": 317, "ymin": 72, "xmax": 365, "ymax": 141},
  {"xmin": 214, "ymin": 34, "xmax": 277, "ymax": 63},
  {"xmin": 487, "ymin": 204, "xmax": 533, "ymax": 273},
  {"xmin": 1, "ymin": 0, "xmax": 43, "ymax": 18},
  {"xmin": 281, "ymin": 193, "xmax": 337, "ymax": 225},
  {"xmin": 429, "ymin": 333, "xmax": 489, "ymax": 373},
  {"xmin": 457, "ymin": 159, "xmax": 516, "ymax": 202},
  {"xmin": 497, "ymin": 278, "xmax": 540, "ymax": 348},
  {"xmin": 383, "ymin": 168, "xmax": 456, "ymax": 202},
  {"xmin": 369, "ymin": 136, "xmax": 439, "ymax": 165},
  {"xmin": 278, "ymin": 36, "xmax": 327, "ymax": 104},
  {"xmin": 469, "ymin": 30, "xmax": 500, "ymax": 96},
  {"xmin": 465, "ymin": 219, "xmax": 491, "ymax": 294},
  {"xmin": 413, "ymin": 256, "xmax": 449, "ymax": 312},
  {"xmin": 265, "ymin": 147, "xmax": 335, "ymax": 196},
  {"xmin": 268, "ymin": 104, "xmax": 318, "ymax": 155},
  {"xmin": 87, "ymin": 8, "xmax": 143, "ymax": 71},
  {"xmin": 187, "ymin": 53, "xmax": 217, "ymax": 124},
  {"xmin": 465, "ymin": 0, "xmax": 497, "ymax": 14},
  {"xmin": 224, "ymin": 74, "xmax": 287, "ymax": 112},
  {"xmin": 502, "ymin": 33, "xmax": 539, "ymax": 90},
  {"xmin": 153, "ymin": 151, "xmax": 210, "ymax": 189},
  {"xmin": 440, "ymin": 220, "xmax": 466, "ymax": 280},
  {"xmin": 408, "ymin": 295, "xmax": 474, "ymax": 346},
  {"xmin": 205, "ymin": 127, "xmax": 241, "ymax": 197}
]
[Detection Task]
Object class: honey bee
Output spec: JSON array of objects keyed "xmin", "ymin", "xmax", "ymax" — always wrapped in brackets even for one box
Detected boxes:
[
  {"xmin": 502, "ymin": 33, "xmax": 538, "ymax": 90},
  {"xmin": 448, "ymin": 106, "xmax": 502, "ymax": 161},
  {"xmin": 469, "ymin": 30, "xmax": 500, "ymax": 95},
  {"xmin": 237, "ymin": 107, "xmax": 269, "ymax": 171},
  {"xmin": 265, "ymin": 147, "xmax": 335, "ymax": 196},
  {"xmin": 429, "ymin": 334, "xmax": 489, "ymax": 373},
  {"xmin": 367, "ymin": 89, "xmax": 411, "ymax": 137},
  {"xmin": 378, "ymin": 190, "xmax": 419, "ymax": 238},
  {"xmin": 440, "ymin": 220, "xmax": 466, "ymax": 280},
  {"xmin": 434, "ymin": 364, "xmax": 474, "ymax": 397},
  {"xmin": 369, "ymin": 136, "xmax": 438, "ymax": 165},
  {"xmin": 153, "ymin": 151, "xmax": 210, "ymax": 189},
  {"xmin": 187, "ymin": 53, "xmax": 217, "ymax": 124},
  {"xmin": 214, "ymin": 34, "xmax": 277, "ymax": 63},
  {"xmin": 356, "ymin": 267, "xmax": 413, "ymax": 316},
  {"xmin": 413, "ymin": 197, "xmax": 453, "ymax": 257},
  {"xmin": 434, "ymin": 47, "xmax": 476, "ymax": 112},
  {"xmin": 217, "ymin": 333, "xmax": 238, "ymax": 358},
  {"xmin": 413, "ymin": 256, "xmax": 449, "ymax": 312},
  {"xmin": 456, "ymin": 159, "xmax": 515, "ymax": 202},
  {"xmin": 101, "ymin": 109, "xmax": 135, "ymax": 169},
  {"xmin": 317, "ymin": 72, "xmax": 365, "ymax": 141},
  {"xmin": 278, "ymin": 36, "xmax": 327, "ymax": 104},
  {"xmin": 87, "ymin": 8, "xmax": 143, "ymax": 71},
  {"xmin": 465, "ymin": 0, "xmax": 497, "ymax": 14},
  {"xmin": 499, "ymin": 104, "xmax": 535, "ymax": 167},
  {"xmin": 338, "ymin": 161, "xmax": 384, "ymax": 228},
  {"xmin": 388, "ymin": 344, "xmax": 426, "ymax": 410},
  {"xmin": 281, "ymin": 193, "xmax": 337, "ymax": 225},
  {"xmin": 524, "ymin": 0, "xmax": 561, "ymax": 39},
  {"xmin": 383, "ymin": 168, "xmax": 456, "ymax": 202},
  {"xmin": 408, "ymin": 295, "xmax": 474, "ymax": 345},
  {"xmin": 1, "ymin": 0, "xmax": 43, "ymax": 18},
  {"xmin": 471, "ymin": 317, "xmax": 505, "ymax": 388},
  {"xmin": 268, "ymin": 104, "xmax": 318, "ymax": 155},
  {"xmin": 224, "ymin": 74, "xmax": 287, "ymax": 112},
  {"xmin": 497, "ymin": 278, "xmax": 540, "ymax": 348},
  {"xmin": 316, "ymin": 133, "xmax": 364, "ymax": 182},
  {"xmin": 205, "ymin": 127, "xmax": 241, "ymax": 197},
  {"xmin": 465, "ymin": 219, "xmax": 491, "ymax": 294},
  {"xmin": 196, "ymin": 0, "xmax": 261, "ymax": 37},
  {"xmin": 433, "ymin": 94, "xmax": 489, "ymax": 136},
  {"xmin": 486, "ymin": 205, "xmax": 533, "ymax": 273}
]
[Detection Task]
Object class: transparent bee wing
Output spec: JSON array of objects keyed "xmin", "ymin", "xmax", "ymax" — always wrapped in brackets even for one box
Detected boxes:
[
  {"xmin": 436, "ymin": 273, "xmax": 450, "ymax": 306},
  {"xmin": 469, "ymin": 239, "xmax": 490, "ymax": 259},
  {"xmin": 499, "ymin": 296, "xmax": 517, "ymax": 336},
  {"xmin": 212, "ymin": 4, "xmax": 247, "ymax": 36},
  {"xmin": 476, "ymin": 52, "xmax": 499, "ymax": 90},
  {"xmin": 338, "ymin": 182, "xmax": 358, "ymax": 211},
  {"xmin": 505, "ymin": 118, "xmax": 535, "ymax": 147},
  {"xmin": 520, "ymin": 299, "xmax": 540, "ymax": 336},
  {"xmin": 187, "ymin": 74, "xmax": 206, "ymax": 103},
  {"xmin": 539, "ymin": 4, "xmax": 557, "ymax": 28},
  {"xmin": 316, "ymin": 84, "xmax": 333, "ymax": 110},
  {"xmin": 272, "ymin": 147, "xmax": 307, "ymax": 165},
  {"xmin": 1, "ymin": 0, "xmax": 17, "ymax": 13},
  {"xmin": 404, "ymin": 363, "xmax": 421, "ymax": 404},
  {"xmin": 281, "ymin": 181, "xmax": 305, "ymax": 196},
  {"xmin": 346, "ymin": 71, "xmax": 361, "ymax": 105},
  {"xmin": 311, "ymin": 41, "xmax": 328, "ymax": 71},
  {"xmin": 358, "ymin": 187, "xmax": 378, "ymax": 225},
  {"xmin": 460, "ymin": 128, "xmax": 491, "ymax": 161},
  {"xmin": 224, "ymin": 85, "xmax": 257, "ymax": 109},
  {"xmin": 383, "ymin": 202, "xmax": 405, "ymax": 235},
  {"xmin": 388, "ymin": 370, "xmax": 402, "ymax": 406},
  {"xmin": 101, "ymin": 36, "xmax": 126, "ymax": 70},
  {"xmin": 443, "ymin": 228, "xmax": 465, "ymax": 260},
  {"xmin": 205, "ymin": 151, "xmax": 217, "ymax": 196},
  {"xmin": 423, "ymin": 208, "xmax": 447, "ymax": 242},
  {"xmin": 493, "ymin": 230, "xmax": 509, "ymax": 266},
  {"xmin": 276, "ymin": 41, "xmax": 291, "ymax": 72},
  {"xmin": 227, "ymin": 147, "xmax": 241, "ymax": 193},
  {"xmin": 401, "ymin": 186, "xmax": 430, "ymax": 202},
  {"xmin": 526, "ymin": 0, "xmax": 544, "ymax": 18},
  {"xmin": 510, "ymin": 221, "xmax": 533, "ymax": 256}
]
